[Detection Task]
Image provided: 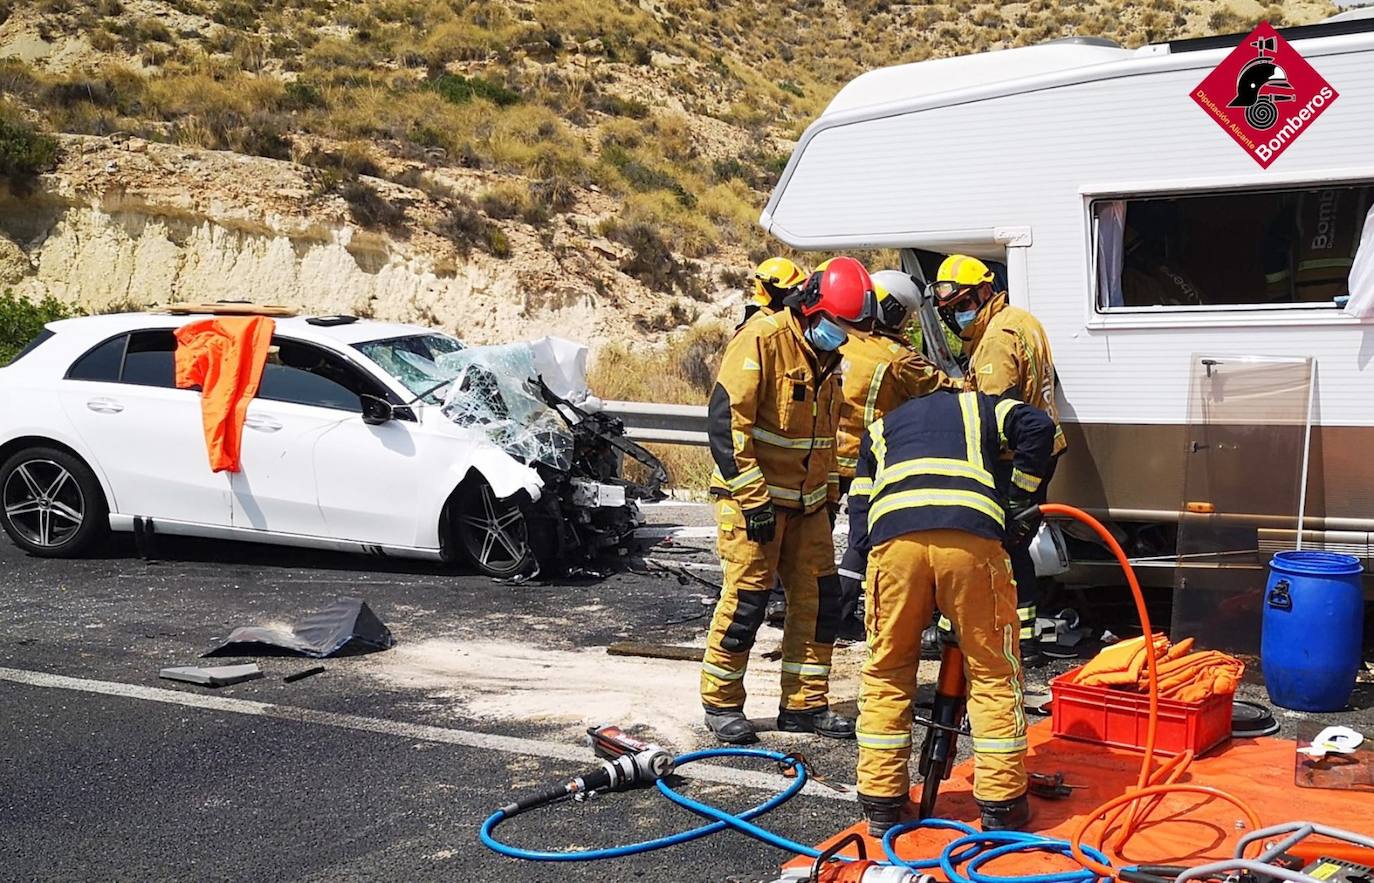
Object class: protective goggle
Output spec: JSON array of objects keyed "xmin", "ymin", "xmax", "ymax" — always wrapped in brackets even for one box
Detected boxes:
[
  {"xmin": 928, "ymin": 280, "xmax": 978, "ymax": 306},
  {"xmin": 758, "ymin": 278, "xmax": 798, "ymax": 302}
]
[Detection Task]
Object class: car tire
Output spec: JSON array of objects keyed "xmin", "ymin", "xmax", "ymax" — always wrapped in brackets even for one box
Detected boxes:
[
  {"xmin": 0, "ymin": 445, "xmax": 110, "ymax": 558},
  {"xmin": 453, "ymin": 478, "xmax": 536, "ymax": 578}
]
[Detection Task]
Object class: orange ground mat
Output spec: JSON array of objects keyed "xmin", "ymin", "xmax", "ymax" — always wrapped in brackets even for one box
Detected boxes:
[{"xmin": 790, "ymin": 720, "xmax": 1374, "ymax": 877}]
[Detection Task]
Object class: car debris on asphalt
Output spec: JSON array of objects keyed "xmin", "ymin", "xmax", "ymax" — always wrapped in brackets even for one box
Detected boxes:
[
  {"xmin": 159, "ymin": 663, "xmax": 263, "ymax": 687},
  {"xmin": 203, "ymin": 598, "xmax": 395, "ymax": 659}
]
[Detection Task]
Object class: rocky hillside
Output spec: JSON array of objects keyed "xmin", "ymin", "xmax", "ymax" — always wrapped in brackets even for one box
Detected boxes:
[{"xmin": 0, "ymin": 0, "xmax": 1338, "ymax": 351}]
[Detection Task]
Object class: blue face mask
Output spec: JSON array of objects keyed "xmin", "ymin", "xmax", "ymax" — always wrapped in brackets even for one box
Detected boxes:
[
  {"xmin": 804, "ymin": 316, "xmax": 848, "ymax": 352},
  {"xmin": 954, "ymin": 308, "xmax": 979, "ymax": 329}
]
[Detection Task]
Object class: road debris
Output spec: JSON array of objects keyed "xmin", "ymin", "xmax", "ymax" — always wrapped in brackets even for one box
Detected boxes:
[
  {"xmin": 203, "ymin": 598, "xmax": 395, "ymax": 659},
  {"xmin": 283, "ymin": 666, "xmax": 326, "ymax": 683},
  {"xmin": 159, "ymin": 663, "xmax": 263, "ymax": 687},
  {"xmin": 606, "ymin": 641, "xmax": 703, "ymax": 662}
]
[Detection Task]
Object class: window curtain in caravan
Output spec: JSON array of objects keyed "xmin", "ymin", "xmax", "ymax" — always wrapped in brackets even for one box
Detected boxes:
[
  {"xmin": 1344, "ymin": 201, "xmax": 1374, "ymax": 319},
  {"xmin": 1096, "ymin": 200, "xmax": 1127, "ymax": 308}
]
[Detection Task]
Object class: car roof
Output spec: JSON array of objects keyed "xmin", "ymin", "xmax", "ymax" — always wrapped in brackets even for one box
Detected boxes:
[{"xmin": 45, "ymin": 312, "xmax": 454, "ymax": 348}]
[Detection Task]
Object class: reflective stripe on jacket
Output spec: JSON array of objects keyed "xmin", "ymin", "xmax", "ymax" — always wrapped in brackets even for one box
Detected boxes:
[
  {"xmin": 707, "ymin": 309, "xmax": 841, "ymax": 513},
  {"xmin": 835, "ymin": 332, "xmax": 957, "ymax": 479},
  {"xmin": 960, "ymin": 293, "xmax": 1066, "ymax": 456},
  {"xmin": 845, "ymin": 390, "xmax": 1055, "ymax": 560}
]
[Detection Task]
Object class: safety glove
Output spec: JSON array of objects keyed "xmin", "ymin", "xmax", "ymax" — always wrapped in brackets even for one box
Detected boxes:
[
  {"xmin": 1005, "ymin": 493, "xmax": 1042, "ymax": 548},
  {"xmin": 743, "ymin": 503, "xmax": 777, "ymax": 545},
  {"xmin": 827, "ymin": 500, "xmax": 841, "ymax": 530}
]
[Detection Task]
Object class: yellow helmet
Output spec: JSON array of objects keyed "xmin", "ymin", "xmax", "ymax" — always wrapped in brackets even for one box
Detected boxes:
[
  {"xmin": 752, "ymin": 256, "xmax": 809, "ymax": 308},
  {"xmin": 932, "ymin": 254, "xmax": 995, "ymax": 306}
]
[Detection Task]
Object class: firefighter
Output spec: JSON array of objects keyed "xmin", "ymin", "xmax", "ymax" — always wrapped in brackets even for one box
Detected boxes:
[
  {"xmin": 1264, "ymin": 188, "xmax": 1371, "ymax": 303},
  {"xmin": 832, "ymin": 270, "xmax": 958, "ymax": 624},
  {"xmin": 745, "ymin": 256, "xmax": 810, "ymax": 322},
  {"xmin": 843, "ymin": 388, "xmax": 1055, "ymax": 834},
  {"xmin": 742, "ymin": 256, "xmax": 810, "ymax": 627},
  {"xmin": 699, "ymin": 256, "xmax": 872, "ymax": 744},
  {"xmin": 930, "ymin": 255, "xmax": 1066, "ymax": 667},
  {"xmin": 836, "ymin": 270, "xmax": 958, "ymax": 487}
]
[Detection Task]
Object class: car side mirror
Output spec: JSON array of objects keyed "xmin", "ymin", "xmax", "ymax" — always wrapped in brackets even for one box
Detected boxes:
[{"xmin": 360, "ymin": 394, "xmax": 393, "ymax": 426}]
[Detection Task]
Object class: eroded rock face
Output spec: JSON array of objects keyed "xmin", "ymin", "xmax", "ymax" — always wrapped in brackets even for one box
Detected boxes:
[
  {"xmin": 1, "ymin": 135, "xmax": 742, "ymax": 349},
  {"xmin": 0, "ymin": 232, "xmax": 31, "ymax": 286}
]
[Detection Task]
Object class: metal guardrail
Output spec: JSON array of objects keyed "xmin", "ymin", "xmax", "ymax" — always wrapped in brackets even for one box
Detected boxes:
[{"xmin": 604, "ymin": 400, "xmax": 709, "ymax": 446}]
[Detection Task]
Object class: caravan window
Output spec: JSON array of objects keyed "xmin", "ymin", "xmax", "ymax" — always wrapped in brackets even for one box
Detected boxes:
[{"xmin": 1094, "ymin": 184, "xmax": 1372, "ymax": 312}]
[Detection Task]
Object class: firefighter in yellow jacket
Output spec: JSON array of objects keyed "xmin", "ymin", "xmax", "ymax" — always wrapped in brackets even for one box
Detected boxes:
[
  {"xmin": 843, "ymin": 389, "xmax": 1055, "ymax": 834},
  {"xmin": 931, "ymin": 255, "xmax": 1065, "ymax": 666},
  {"xmin": 700, "ymin": 256, "xmax": 874, "ymax": 744},
  {"xmin": 836, "ymin": 270, "xmax": 958, "ymax": 485}
]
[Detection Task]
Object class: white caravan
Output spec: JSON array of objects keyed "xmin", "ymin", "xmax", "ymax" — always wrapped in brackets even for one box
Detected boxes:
[{"xmin": 763, "ymin": 15, "xmax": 1374, "ymax": 590}]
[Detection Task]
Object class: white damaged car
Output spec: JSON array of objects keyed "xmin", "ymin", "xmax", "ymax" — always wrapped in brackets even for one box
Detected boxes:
[{"xmin": 0, "ymin": 309, "xmax": 665, "ymax": 577}]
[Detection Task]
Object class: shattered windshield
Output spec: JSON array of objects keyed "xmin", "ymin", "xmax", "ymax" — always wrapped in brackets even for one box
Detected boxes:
[
  {"xmin": 435, "ymin": 344, "xmax": 575, "ymax": 471},
  {"xmin": 355, "ymin": 334, "xmax": 465, "ymax": 402}
]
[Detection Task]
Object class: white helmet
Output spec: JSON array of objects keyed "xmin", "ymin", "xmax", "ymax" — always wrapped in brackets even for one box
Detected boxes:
[{"xmin": 869, "ymin": 270, "xmax": 924, "ymax": 330}]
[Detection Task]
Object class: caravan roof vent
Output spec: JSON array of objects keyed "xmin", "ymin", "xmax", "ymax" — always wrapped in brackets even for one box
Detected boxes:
[{"xmin": 1039, "ymin": 36, "xmax": 1122, "ymax": 49}]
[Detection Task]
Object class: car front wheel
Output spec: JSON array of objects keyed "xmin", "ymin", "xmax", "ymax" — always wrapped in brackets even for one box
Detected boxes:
[
  {"xmin": 0, "ymin": 446, "xmax": 110, "ymax": 557},
  {"xmin": 454, "ymin": 480, "xmax": 534, "ymax": 578}
]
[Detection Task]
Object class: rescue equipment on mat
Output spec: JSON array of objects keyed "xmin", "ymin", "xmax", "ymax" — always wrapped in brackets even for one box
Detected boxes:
[
  {"xmin": 173, "ymin": 316, "xmax": 275, "ymax": 473},
  {"xmin": 480, "ymin": 504, "xmax": 1360, "ymax": 883}
]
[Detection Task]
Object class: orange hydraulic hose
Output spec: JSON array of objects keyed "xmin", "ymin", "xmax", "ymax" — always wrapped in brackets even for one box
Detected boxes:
[{"xmin": 1037, "ymin": 504, "xmax": 1263, "ymax": 878}]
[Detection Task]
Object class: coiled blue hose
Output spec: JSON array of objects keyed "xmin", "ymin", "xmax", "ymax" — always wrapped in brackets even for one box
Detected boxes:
[{"xmin": 479, "ymin": 746, "xmax": 1113, "ymax": 883}]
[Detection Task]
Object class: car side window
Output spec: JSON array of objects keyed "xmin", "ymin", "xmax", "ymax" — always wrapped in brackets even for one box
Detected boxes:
[
  {"xmin": 258, "ymin": 338, "xmax": 386, "ymax": 412},
  {"xmin": 121, "ymin": 330, "xmax": 178, "ymax": 387},
  {"xmin": 67, "ymin": 334, "xmax": 128, "ymax": 381}
]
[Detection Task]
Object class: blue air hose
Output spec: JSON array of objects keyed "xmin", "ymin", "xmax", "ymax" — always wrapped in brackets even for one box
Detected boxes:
[
  {"xmin": 479, "ymin": 748, "xmax": 810, "ymax": 862},
  {"xmin": 480, "ymin": 746, "xmax": 1113, "ymax": 883}
]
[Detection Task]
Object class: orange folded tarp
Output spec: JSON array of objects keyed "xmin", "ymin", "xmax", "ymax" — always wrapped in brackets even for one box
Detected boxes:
[{"xmin": 174, "ymin": 316, "xmax": 275, "ymax": 473}]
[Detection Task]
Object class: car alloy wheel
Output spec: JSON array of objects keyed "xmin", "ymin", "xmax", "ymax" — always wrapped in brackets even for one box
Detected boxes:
[
  {"xmin": 457, "ymin": 482, "xmax": 531, "ymax": 577},
  {"xmin": 3, "ymin": 458, "xmax": 86, "ymax": 549}
]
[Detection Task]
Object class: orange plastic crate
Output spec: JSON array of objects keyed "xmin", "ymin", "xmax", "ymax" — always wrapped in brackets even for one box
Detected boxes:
[{"xmin": 1050, "ymin": 665, "xmax": 1233, "ymax": 756}]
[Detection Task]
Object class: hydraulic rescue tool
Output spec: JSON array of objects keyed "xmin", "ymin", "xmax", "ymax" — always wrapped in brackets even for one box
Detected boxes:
[
  {"xmin": 915, "ymin": 641, "xmax": 969, "ymax": 820},
  {"xmin": 495, "ymin": 725, "xmax": 673, "ymax": 819}
]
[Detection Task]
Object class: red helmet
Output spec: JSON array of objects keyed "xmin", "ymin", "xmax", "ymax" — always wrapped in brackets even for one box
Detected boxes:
[{"xmin": 788, "ymin": 256, "xmax": 872, "ymax": 321}]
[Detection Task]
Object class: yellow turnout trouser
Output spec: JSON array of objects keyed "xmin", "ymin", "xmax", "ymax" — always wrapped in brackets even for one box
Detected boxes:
[
  {"xmin": 857, "ymin": 529, "xmax": 1027, "ymax": 802},
  {"xmin": 700, "ymin": 498, "xmax": 841, "ymax": 712}
]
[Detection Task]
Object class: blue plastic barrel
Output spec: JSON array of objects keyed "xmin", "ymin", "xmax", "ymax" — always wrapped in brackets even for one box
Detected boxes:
[{"xmin": 1261, "ymin": 550, "xmax": 1365, "ymax": 712}]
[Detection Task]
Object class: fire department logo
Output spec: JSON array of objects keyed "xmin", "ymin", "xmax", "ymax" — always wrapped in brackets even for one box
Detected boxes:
[{"xmin": 1191, "ymin": 22, "xmax": 1338, "ymax": 169}]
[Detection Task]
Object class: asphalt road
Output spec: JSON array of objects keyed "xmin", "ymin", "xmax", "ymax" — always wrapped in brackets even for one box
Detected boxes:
[
  {"xmin": 0, "ymin": 506, "xmax": 863, "ymax": 883},
  {"xmin": 2, "ymin": 503, "xmax": 1372, "ymax": 882}
]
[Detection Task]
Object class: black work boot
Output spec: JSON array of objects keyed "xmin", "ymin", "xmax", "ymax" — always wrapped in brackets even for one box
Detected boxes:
[
  {"xmin": 765, "ymin": 597, "xmax": 787, "ymax": 625},
  {"xmin": 978, "ymin": 794, "xmax": 1032, "ymax": 831},
  {"xmin": 858, "ymin": 793, "xmax": 911, "ymax": 837},
  {"xmin": 703, "ymin": 707, "xmax": 759, "ymax": 744},
  {"xmin": 777, "ymin": 706, "xmax": 855, "ymax": 739},
  {"xmin": 1020, "ymin": 641, "xmax": 1048, "ymax": 670}
]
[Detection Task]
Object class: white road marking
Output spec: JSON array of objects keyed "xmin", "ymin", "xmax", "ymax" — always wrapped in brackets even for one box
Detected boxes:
[{"xmin": 0, "ymin": 666, "xmax": 856, "ymax": 803}]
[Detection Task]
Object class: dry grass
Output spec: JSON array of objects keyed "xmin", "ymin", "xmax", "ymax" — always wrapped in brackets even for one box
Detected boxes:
[{"xmin": 588, "ymin": 321, "xmax": 731, "ymax": 489}]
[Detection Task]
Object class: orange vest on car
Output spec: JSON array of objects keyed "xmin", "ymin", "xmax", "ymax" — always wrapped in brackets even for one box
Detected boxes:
[{"xmin": 174, "ymin": 317, "xmax": 275, "ymax": 473}]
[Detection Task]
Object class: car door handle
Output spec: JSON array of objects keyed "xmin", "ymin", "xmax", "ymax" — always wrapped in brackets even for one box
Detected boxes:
[
  {"xmin": 86, "ymin": 398, "xmax": 124, "ymax": 414},
  {"xmin": 245, "ymin": 416, "xmax": 282, "ymax": 432}
]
